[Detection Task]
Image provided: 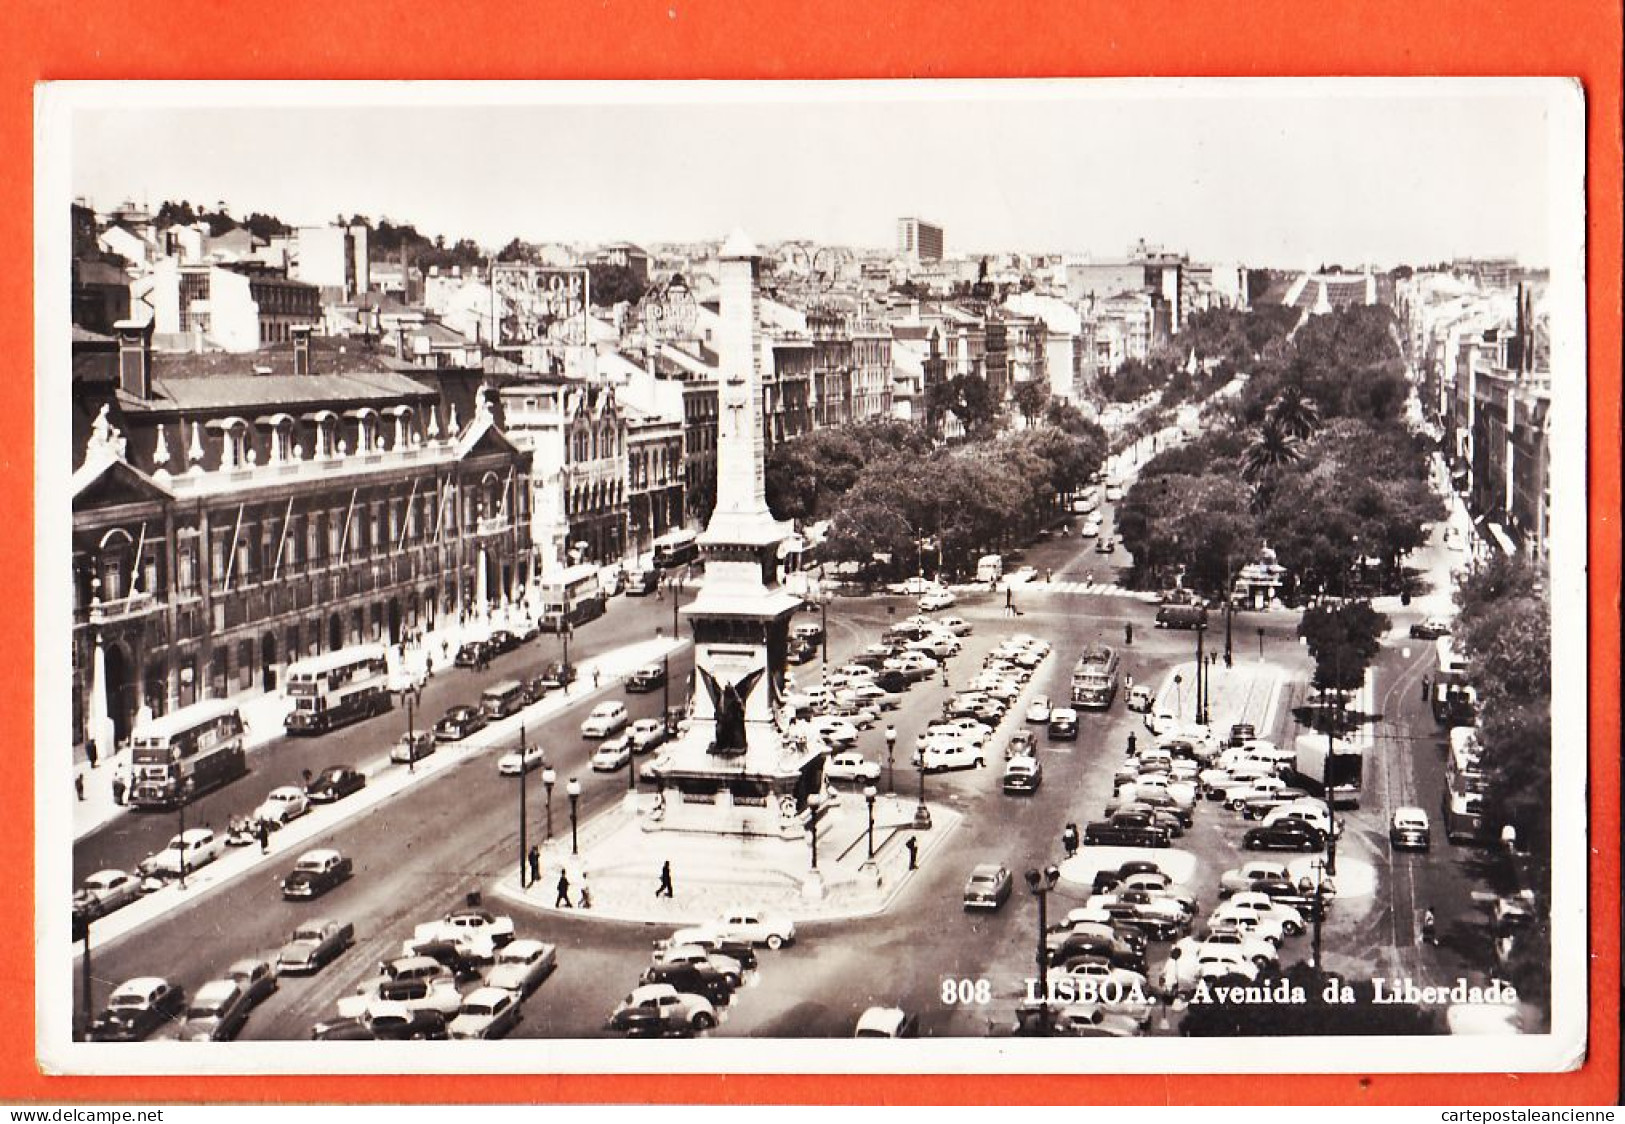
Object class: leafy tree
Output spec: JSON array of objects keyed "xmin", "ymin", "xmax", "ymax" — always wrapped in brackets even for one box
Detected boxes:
[
  {"xmin": 497, "ymin": 238, "xmax": 540, "ymax": 263},
  {"xmin": 587, "ymin": 263, "xmax": 647, "ymax": 308},
  {"xmin": 1296, "ymin": 601, "xmax": 1390, "ymax": 692},
  {"xmin": 1010, "ymin": 379, "xmax": 1050, "ymax": 425},
  {"xmin": 928, "ymin": 372, "xmax": 1001, "ymax": 439}
]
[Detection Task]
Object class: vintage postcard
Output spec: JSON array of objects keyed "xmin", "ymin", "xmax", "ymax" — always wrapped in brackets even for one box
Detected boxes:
[{"xmin": 35, "ymin": 79, "xmax": 1589, "ymax": 1074}]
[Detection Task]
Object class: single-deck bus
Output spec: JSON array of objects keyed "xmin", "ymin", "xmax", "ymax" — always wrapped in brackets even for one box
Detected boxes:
[
  {"xmin": 651, "ymin": 529, "xmax": 699, "ymax": 570},
  {"xmin": 284, "ymin": 645, "xmax": 392, "ymax": 735},
  {"xmin": 1070, "ymin": 645, "xmax": 1122, "ymax": 709},
  {"xmin": 128, "ymin": 699, "xmax": 248, "ymax": 808},
  {"xmin": 536, "ymin": 563, "xmax": 608, "ymax": 632}
]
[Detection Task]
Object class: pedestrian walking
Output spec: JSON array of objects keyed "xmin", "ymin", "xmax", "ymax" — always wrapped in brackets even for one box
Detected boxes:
[
  {"xmin": 1045, "ymin": 568, "xmax": 1052, "ymax": 583},
  {"xmin": 85, "ymin": 739, "xmax": 99, "ymax": 770},
  {"xmin": 577, "ymin": 874, "xmax": 592, "ymax": 910},
  {"xmin": 1005, "ymin": 588, "xmax": 1014, "ymax": 610},
  {"xmin": 527, "ymin": 845, "xmax": 541, "ymax": 886},
  {"xmin": 655, "ymin": 860, "xmax": 674, "ymax": 899},
  {"xmin": 74, "ymin": 773, "xmax": 84, "ymax": 802},
  {"xmin": 905, "ymin": 836, "xmax": 919, "ymax": 871},
  {"xmin": 1160, "ymin": 947, "xmax": 1183, "ymax": 1003},
  {"xmin": 302, "ymin": 768, "xmax": 314, "ymax": 789},
  {"xmin": 1061, "ymin": 822, "xmax": 1079, "ymax": 857},
  {"xmin": 593, "ymin": 668, "xmax": 601, "ymax": 690},
  {"xmin": 257, "ymin": 819, "xmax": 271, "ymax": 855},
  {"xmin": 1127, "ymin": 731, "xmax": 1138, "ymax": 755},
  {"xmin": 1420, "ymin": 675, "xmax": 1431, "ymax": 703},
  {"xmin": 1124, "ymin": 623, "xmax": 1134, "ymax": 646},
  {"xmin": 112, "ymin": 765, "xmax": 126, "ymax": 806},
  {"xmin": 940, "ymin": 666, "xmax": 950, "ymax": 688},
  {"xmin": 1420, "ymin": 906, "xmax": 1437, "ymax": 946},
  {"xmin": 555, "ymin": 870, "xmax": 573, "ymax": 908},
  {"xmin": 1125, "ymin": 672, "xmax": 1134, "ymax": 693}
]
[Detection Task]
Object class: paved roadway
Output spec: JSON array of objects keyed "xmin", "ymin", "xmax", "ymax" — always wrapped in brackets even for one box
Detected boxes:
[{"xmin": 73, "ymin": 517, "xmax": 1506, "ymax": 1040}]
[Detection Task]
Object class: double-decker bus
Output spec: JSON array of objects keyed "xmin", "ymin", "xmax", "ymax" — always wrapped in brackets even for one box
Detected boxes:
[
  {"xmin": 1441, "ymin": 726, "xmax": 1491, "ymax": 843},
  {"xmin": 128, "ymin": 699, "xmax": 248, "ymax": 809},
  {"xmin": 536, "ymin": 563, "xmax": 608, "ymax": 632},
  {"xmin": 1431, "ymin": 637, "xmax": 1479, "ymax": 726},
  {"xmin": 1070, "ymin": 645, "xmax": 1121, "ymax": 709},
  {"xmin": 283, "ymin": 645, "xmax": 392, "ymax": 735},
  {"xmin": 651, "ymin": 529, "xmax": 699, "ymax": 570}
]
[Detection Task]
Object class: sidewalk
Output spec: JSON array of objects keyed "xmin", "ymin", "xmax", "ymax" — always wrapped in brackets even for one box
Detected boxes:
[
  {"xmin": 1154, "ymin": 658, "xmax": 1287, "ymax": 737},
  {"xmin": 493, "ymin": 792, "xmax": 963, "ymax": 925},
  {"xmin": 71, "ymin": 620, "xmax": 684, "ymax": 844}
]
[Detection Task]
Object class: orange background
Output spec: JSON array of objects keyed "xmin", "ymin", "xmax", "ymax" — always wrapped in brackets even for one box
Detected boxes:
[{"xmin": 1, "ymin": 0, "xmax": 1618, "ymax": 1105}]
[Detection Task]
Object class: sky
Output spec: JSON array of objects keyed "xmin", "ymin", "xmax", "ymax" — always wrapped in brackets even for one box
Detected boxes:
[{"xmin": 64, "ymin": 81, "xmax": 1570, "ymax": 268}]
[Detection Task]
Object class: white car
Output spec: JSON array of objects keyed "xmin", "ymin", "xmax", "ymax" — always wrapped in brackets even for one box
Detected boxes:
[
  {"xmin": 1264, "ymin": 803, "xmax": 1338, "ymax": 838},
  {"xmin": 883, "ymin": 652, "xmax": 937, "ymax": 678},
  {"xmin": 935, "ymin": 615, "xmax": 972, "ymax": 636},
  {"xmin": 1145, "ymin": 710, "xmax": 1183, "ymax": 737},
  {"xmin": 931, "ymin": 718, "xmax": 990, "ymax": 747},
  {"xmin": 140, "ymin": 828, "xmax": 225, "ymax": 878},
  {"xmin": 919, "ymin": 590, "xmax": 957, "ymax": 611},
  {"xmin": 486, "ymin": 938, "xmax": 559, "ymax": 997},
  {"xmin": 407, "ymin": 909, "xmax": 516, "ymax": 960},
  {"xmin": 1175, "ymin": 927, "xmax": 1277, "ymax": 971},
  {"xmin": 703, "ymin": 910, "xmax": 796, "ymax": 950},
  {"xmin": 844, "ymin": 684, "xmax": 901, "ymax": 711},
  {"xmin": 887, "ymin": 577, "xmax": 946, "ymax": 597},
  {"xmin": 825, "ymin": 752, "xmax": 882, "ymax": 784},
  {"xmin": 609, "ymin": 984, "xmax": 717, "ymax": 1032},
  {"xmin": 806, "ymin": 716, "xmax": 860, "ymax": 748},
  {"xmin": 254, "ymin": 786, "xmax": 310, "ymax": 826},
  {"xmin": 1209, "ymin": 903, "xmax": 1287, "ymax": 945},
  {"xmin": 580, "ymin": 702, "xmax": 630, "ymax": 739},
  {"xmin": 591, "ymin": 736, "xmax": 633, "ymax": 772},
  {"xmin": 906, "ymin": 634, "xmax": 961, "ymax": 660},
  {"xmin": 628, "ymin": 719, "xmax": 668, "ymax": 754},
  {"xmin": 448, "ymin": 987, "xmax": 522, "ymax": 1040},
  {"xmin": 497, "ymin": 743, "xmax": 548, "ymax": 776},
  {"xmin": 1219, "ymin": 860, "xmax": 1294, "ymax": 896},
  {"xmin": 1225, "ymin": 891, "xmax": 1307, "ymax": 936},
  {"xmin": 832, "ymin": 663, "xmax": 877, "ymax": 687},
  {"xmin": 917, "ymin": 739, "xmax": 985, "ymax": 772},
  {"xmin": 1179, "ymin": 947, "xmax": 1262, "ymax": 989}
]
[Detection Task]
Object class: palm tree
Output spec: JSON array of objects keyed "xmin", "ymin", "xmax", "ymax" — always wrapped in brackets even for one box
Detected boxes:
[
  {"xmin": 1242, "ymin": 417, "xmax": 1304, "ymax": 486},
  {"xmin": 1266, "ymin": 386, "xmax": 1322, "ymax": 440}
]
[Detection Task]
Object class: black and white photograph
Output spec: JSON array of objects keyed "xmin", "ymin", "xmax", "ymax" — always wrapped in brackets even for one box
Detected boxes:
[{"xmin": 36, "ymin": 80, "xmax": 1588, "ymax": 1073}]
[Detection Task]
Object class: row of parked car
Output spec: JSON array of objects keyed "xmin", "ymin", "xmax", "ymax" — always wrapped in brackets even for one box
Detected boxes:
[
  {"xmin": 606, "ymin": 911, "xmax": 797, "ymax": 1037},
  {"xmin": 311, "ymin": 906, "xmax": 558, "ymax": 1041},
  {"xmin": 915, "ymin": 633, "xmax": 1053, "ymax": 773}
]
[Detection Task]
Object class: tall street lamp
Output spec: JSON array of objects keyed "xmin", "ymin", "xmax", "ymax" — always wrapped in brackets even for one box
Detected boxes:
[
  {"xmin": 517, "ymin": 726, "xmax": 530, "ymax": 887},
  {"xmin": 1024, "ymin": 865, "xmax": 1061, "ymax": 1035},
  {"xmin": 542, "ymin": 767, "xmax": 557, "ymax": 840},
  {"xmin": 1194, "ymin": 619, "xmax": 1209, "ymax": 726},
  {"xmin": 884, "ymin": 725, "xmax": 897, "ymax": 796},
  {"xmin": 863, "ymin": 785, "xmax": 878, "ymax": 861},
  {"xmin": 807, "ymin": 792, "xmax": 824, "ymax": 869},
  {"xmin": 914, "ymin": 746, "xmax": 933, "ymax": 830},
  {"xmin": 566, "ymin": 777, "xmax": 582, "ymax": 855},
  {"xmin": 405, "ymin": 691, "xmax": 418, "ymax": 774},
  {"xmin": 176, "ymin": 788, "xmax": 188, "ymax": 891}
]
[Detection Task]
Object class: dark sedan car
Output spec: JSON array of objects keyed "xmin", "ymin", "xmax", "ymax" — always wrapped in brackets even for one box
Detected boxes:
[
  {"xmin": 454, "ymin": 641, "xmax": 491, "ymax": 669},
  {"xmin": 1243, "ymin": 821, "xmax": 1327, "ymax": 852},
  {"xmin": 434, "ymin": 705, "xmax": 487, "ymax": 742},
  {"xmin": 616, "ymin": 1007, "xmax": 698, "ymax": 1039},
  {"xmin": 281, "ymin": 849, "xmax": 354, "ymax": 900},
  {"xmin": 487, "ymin": 630, "xmax": 521, "ymax": 655},
  {"xmin": 87, "ymin": 978, "xmax": 187, "ymax": 1042},
  {"xmin": 536, "ymin": 662, "xmax": 576, "ymax": 690},
  {"xmin": 305, "ymin": 766, "xmax": 366, "ymax": 804},
  {"xmin": 639, "ymin": 961, "xmax": 734, "ymax": 1006},
  {"xmin": 1083, "ymin": 812, "xmax": 1172, "ymax": 849},
  {"xmin": 312, "ymin": 1008, "xmax": 449, "ymax": 1041},
  {"xmin": 625, "ymin": 664, "xmax": 666, "ymax": 693},
  {"xmin": 1409, "ymin": 617, "xmax": 1452, "ymax": 639},
  {"xmin": 787, "ymin": 640, "xmax": 817, "ymax": 665},
  {"xmin": 276, "ymin": 918, "xmax": 355, "ymax": 975}
]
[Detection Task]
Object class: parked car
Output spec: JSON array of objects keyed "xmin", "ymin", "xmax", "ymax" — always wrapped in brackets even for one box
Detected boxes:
[
  {"xmin": 787, "ymin": 639, "xmax": 817, "ymax": 664},
  {"xmin": 487, "ymin": 629, "xmax": 521, "ymax": 655},
  {"xmin": 628, "ymin": 718, "xmax": 668, "ymax": 754},
  {"xmin": 1002, "ymin": 755, "xmax": 1043, "ymax": 794},
  {"xmin": 497, "ymin": 742, "xmax": 548, "ymax": 776},
  {"xmin": 672, "ymin": 910, "xmax": 796, "ymax": 950},
  {"xmin": 963, "ymin": 863, "xmax": 1014, "ymax": 911},
  {"xmin": 88, "ymin": 977, "xmax": 186, "ymax": 1042},
  {"xmin": 1083, "ymin": 812, "xmax": 1171, "ymax": 849},
  {"xmin": 254, "ymin": 785, "xmax": 310, "ymax": 826},
  {"xmin": 855, "ymin": 1007, "xmax": 920, "ymax": 1038},
  {"xmin": 407, "ymin": 909, "xmax": 515, "ymax": 960},
  {"xmin": 825, "ymin": 751, "xmax": 882, "ymax": 784},
  {"xmin": 391, "ymin": 731, "xmax": 437, "ymax": 765},
  {"xmin": 919, "ymin": 589, "xmax": 957, "ymax": 611},
  {"xmin": 312, "ymin": 1004, "xmax": 449, "ymax": 1042},
  {"xmin": 277, "ymin": 918, "xmax": 355, "ymax": 974},
  {"xmin": 536, "ymin": 662, "xmax": 576, "ymax": 690},
  {"xmin": 485, "ymin": 938, "xmax": 559, "ymax": 996},
  {"xmin": 652, "ymin": 933, "xmax": 759, "ymax": 972},
  {"xmin": 173, "ymin": 979, "xmax": 252, "ymax": 1042},
  {"xmin": 305, "ymin": 766, "xmax": 366, "ymax": 804},
  {"xmin": 224, "ymin": 958, "xmax": 279, "ymax": 1009},
  {"xmin": 449, "ymin": 986, "xmax": 523, "ymax": 1040},
  {"xmin": 640, "ymin": 960, "xmax": 735, "ymax": 1006},
  {"xmin": 281, "ymin": 849, "xmax": 354, "ymax": 900},
  {"xmin": 581, "ymin": 701, "xmax": 630, "ymax": 738},
  {"xmin": 434, "ymin": 706, "xmax": 486, "ymax": 742},
  {"xmin": 1389, "ymin": 806, "xmax": 1433, "ymax": 850},
  {"xmin": 626, "ymin": 664, "xmax": 666, "ymax": 693},
  {"xmin": 73, "ymin": 869, "xmax": 142, "ymax": 921},
  {"xmin": 454, "ymin": 640, "xmax": 491, "ymax": 668},
  {"xmin": 1024, "ymin": 696, "xmax": 1053, "ymax": 724},
  {"xmin": 1243, "ymin": 821, "xmax": 1326, "ymax": 852},
  {"xmin": 591, "ymin": 736, "xmax": 633, "ymax": 772},
  {"xmin": 607, "ymin": 984, "xmax": 717, "ymax": 1033},
  {"xmin": 1410, "ymin": 616, "xmax": 1452, "ymax": 639},
  {"xmin": 139, "ymin": 828, "xmax": 225, "ymax": 879}
]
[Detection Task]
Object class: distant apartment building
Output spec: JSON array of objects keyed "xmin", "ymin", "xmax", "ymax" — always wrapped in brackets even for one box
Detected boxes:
[
  {"xmin": 849, "ymin": 319, "xmax": 894, "ymax": 421},
  {"xmin": 808, "ymin": 307, "xmax": 854, "ymax": 427},
  {"xmin": 897, "ymin": 217, "xmax": 945, "ymax": 263},
  {"xmin": 132, "ymin": 259, "xmax": 322, "ymax": 352},
  {"xmin": 294, "ymin": 224, "xmax": 371, "ymax": 301}
]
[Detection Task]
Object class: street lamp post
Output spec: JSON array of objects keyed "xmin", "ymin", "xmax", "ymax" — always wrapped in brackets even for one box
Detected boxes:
[
  {"xmin": 884, "ymin": 725, "xmax": 897, "ymax": 796},
  {"xmin": 864, "ymin": 785, "xmax": 878, "ymax": 861},
  {"xmin": 561, "ymin": 623, "xmax": 573, "ymax": 690},
  {"xmin": 914, "ymin": 746, "xmax": 933, "ymax": 829},
  {"xmin": 820, "ymin": 597, "xmax": 829, "ymax": 666},
  {"xmin": 405, "ymin": 692, "xmax": 417, "ymax": 774},
  {"xmin": 1195, "ymin": 620, "xmax": 1208, "ymax": 726},
  {"xmin": 1223, "ymin": 558, "xmax": 1235, "ymax": 668},
  {"xmin": 1024, "ymin": 865, "xmax": 1060, "ymax": 1035},
  {"xmin": 807, "ymin": 792, "xmax": 824, "ymax": 870},
  {"xmin": 566, "ymin": 777, "xmax": 581, "ymax": 855},
  {"xmin": 661, "ymin": 653, "xmax": 672, "ymax": 735},
  {"xmin": 542, "ymin": 767, "xmax": 557, "ymax": 840},
  {"xmin": 177, "ymin": 789, "xmax": 188, "ymax": 891},
  {"xmin": 517, "ymin": 726, "xmax": 529, "ymax": 887}
]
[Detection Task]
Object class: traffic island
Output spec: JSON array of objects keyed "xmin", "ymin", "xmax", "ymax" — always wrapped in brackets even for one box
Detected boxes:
[{"xmin": 492, "ymin": 790, "xmax": 961, "ymax": 925}]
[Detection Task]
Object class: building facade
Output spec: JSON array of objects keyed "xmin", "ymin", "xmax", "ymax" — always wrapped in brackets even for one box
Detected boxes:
[{"xmin": 896, "ymin": 217, "xmax": 945, "ymax": 263}]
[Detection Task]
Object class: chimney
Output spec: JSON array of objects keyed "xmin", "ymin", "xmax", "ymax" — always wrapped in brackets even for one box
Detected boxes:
[
  {"xmin": 114, "ymin": 319, "xmax": 152, "ymax": 400},
  {"xmin": 292, "ymin": 324, "xmax": 313, "ymax": 376}
]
